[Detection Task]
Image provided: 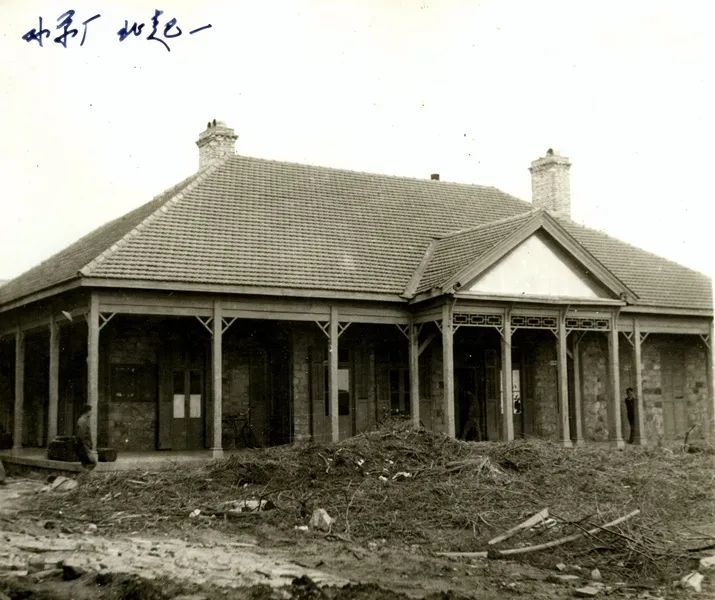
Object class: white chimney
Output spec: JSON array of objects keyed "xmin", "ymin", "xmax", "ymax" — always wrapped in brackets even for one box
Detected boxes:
[
  {"xmin": 529, "ymin": 149, "xmax": 571, "ymax": 219},
  {"xmin": 195, "ymin": 119, "xmax": 237, "ymax": 170}
]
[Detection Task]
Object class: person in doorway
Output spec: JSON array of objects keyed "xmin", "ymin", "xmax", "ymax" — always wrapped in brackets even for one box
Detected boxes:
[
  {"xmin": 74, "ymin": 404, "xmax": 97, "ymax": 469},
  {"xmin": 460, "ymin": 391, "xmax": 482, "ymax": 441},
  {"xmin": 624, "ymin": 387, "xmax": 636, "ymax": 444}
]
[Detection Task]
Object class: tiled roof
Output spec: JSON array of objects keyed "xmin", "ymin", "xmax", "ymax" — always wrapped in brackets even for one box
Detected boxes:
[
  {"xmin": 0, "ymin": 154, "xmax": 711, "ymax": 311},
  {"xmin": 560, "ymin": 220, "xmax": 712, "ymax": 310},
  {"xmin": 416, "ymin": 213, "xmax": 537, "ymax": 293},
  {"xmin": 0, "ymin": 173, "xmax": 201, "ymax": 306},
  {"xmin": 78, "ymin": 157, "xmax": 532, "ymax": 295}
]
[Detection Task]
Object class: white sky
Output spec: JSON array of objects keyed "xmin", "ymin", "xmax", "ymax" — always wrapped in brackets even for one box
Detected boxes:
[{"xmin": 1, "ymin": 0, "xmax": 713, "ymax": 283}]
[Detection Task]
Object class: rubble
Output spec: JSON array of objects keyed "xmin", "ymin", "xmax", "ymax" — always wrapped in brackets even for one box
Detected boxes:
[
  {"xmin": 309, "ymin": 508, "xmax": 335, "ymax": 532},
  {"xmin": 679, "ymin": 571, "xmax": 704, "ymax": 592},
  {"xmin": 574, "ymin": 585, "xmax": 601, "ymax": 597}
]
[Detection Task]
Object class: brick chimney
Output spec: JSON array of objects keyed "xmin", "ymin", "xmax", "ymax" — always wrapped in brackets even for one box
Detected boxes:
[
  {"xmin": 196, "ymin": 119, "xmax": 237, "ymax": 169},
  {"xmin": 529, "ymin": 149, "xmax": 571, "ymax": 218}
]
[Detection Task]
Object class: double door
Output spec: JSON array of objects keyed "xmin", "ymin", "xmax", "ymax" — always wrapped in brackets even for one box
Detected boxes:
[{"xmin": 158, "ymin": 342, "xmax": 206, "ymax": 450}]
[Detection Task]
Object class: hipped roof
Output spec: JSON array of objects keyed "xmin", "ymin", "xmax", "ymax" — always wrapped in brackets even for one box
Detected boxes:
[{"xmin": 0, "ymin": 154, "xmax": 711, "ymax": 311}]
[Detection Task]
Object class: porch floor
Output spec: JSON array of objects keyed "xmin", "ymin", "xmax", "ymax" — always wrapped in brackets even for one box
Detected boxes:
[{"xmin": 0, "ymin": 448, "xmax": 245, "ymax": 474}]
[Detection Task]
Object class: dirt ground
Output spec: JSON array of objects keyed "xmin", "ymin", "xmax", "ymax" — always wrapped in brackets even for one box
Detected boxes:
[{"xmin": 1, "ymin": 430, "xmax": 714, "ymax": 599}]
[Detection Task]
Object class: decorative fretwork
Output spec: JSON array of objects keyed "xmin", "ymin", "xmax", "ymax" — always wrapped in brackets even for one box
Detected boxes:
[
  {"xmin": 564, "ymin": 317, "xmax": 610, "ymax": 331},
  {"xmin": 511, "ymin": 315, "xmax": 558, "ymax": 330},
  {"xmin": 452, "ymin": 313, "xmax": 503, "ymax": 328}
]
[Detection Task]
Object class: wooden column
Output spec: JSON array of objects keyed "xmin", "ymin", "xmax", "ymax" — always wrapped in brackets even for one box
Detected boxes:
[
  {"xmin": 632, "ymin": 319, "xmax": 646, "ymax": 445},
  {"xmin": 211, "ymin": 301, "xmax": 224, "ymax": 458},
  {"xmin": 408, "ymin": 322, "xmax": 420, "ymax": 429},
  {"xmin": 557, "ymin": 314, "xmax": 572, "ymax": 447},
  {"xmin": 13, "ymin": 328, "xmax": 25, "ymax": 452},
  {"xmin": 329, "ymin": 306, "xmax": 339, "ymax": 443},
  {"xmin": 572, "ymin": 334, "xmax": 584, "ymax": 446},
  {"xmin": 607, "ymin": 323, "xmax": 625, "ymax": 448},
  {"xmin": 47, "ymin": 316, "xmax": 60, "ymax": 443},
  {"xmin": 707, "ymin": 319, "xmax": 715, "ymax": 442},
  {"xmin": 501, "ymin": 308, "xmax": 514, "ymax": 441},
  {"xmin": 87, "ymin": 294, "xmax": 99, "ymax": 460},
  {"xmin": 442, "ymin": 303, "xmax": 456, "ymax": 438}
]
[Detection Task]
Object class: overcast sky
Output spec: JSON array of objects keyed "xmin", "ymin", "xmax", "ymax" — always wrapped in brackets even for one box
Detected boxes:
[{"xmin": 1, "ymin": 1, "xmax": 713, "ymax": 283}]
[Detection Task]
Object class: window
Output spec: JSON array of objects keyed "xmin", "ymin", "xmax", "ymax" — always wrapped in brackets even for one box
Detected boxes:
[
  {"xmin": 324, "ymin": 349, "xmax": 351, "ymax": 416},
  {"xmin": 111, "ymin": 364, "xmax": 157, "ymax": 402}
]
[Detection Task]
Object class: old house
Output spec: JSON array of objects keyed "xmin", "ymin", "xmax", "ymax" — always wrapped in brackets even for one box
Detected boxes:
[{"xmin": 0, "ymin": 121, "xmax": 712, "ymax": 461}]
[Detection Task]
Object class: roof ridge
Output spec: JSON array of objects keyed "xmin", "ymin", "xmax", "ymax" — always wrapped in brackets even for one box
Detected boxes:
[
  {"xmin": 228, "ymin": 154, "xmax": 518, "ymax": 194},
  {"xmin": 403, "ymin": 239, "xmax": 438, "ymax": 298},
  {"xmin": 434, "ymin": 209, "xmax": 540, "ymax": 240},
  {"xmin": 80, "ymin": 161, "xmax": 226, "ymax": 277}
]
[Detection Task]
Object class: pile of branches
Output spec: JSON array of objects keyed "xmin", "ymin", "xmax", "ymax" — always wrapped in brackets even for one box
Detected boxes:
[{"xmin": 29, "ymin": 422, "xmax": 715, "ymax": 582}]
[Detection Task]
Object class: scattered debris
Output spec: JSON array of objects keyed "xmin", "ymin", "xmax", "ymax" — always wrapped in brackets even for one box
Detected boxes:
[
  {"xmin": 590, "ymin": 568, "xmax": 601, "ymax": 581},
  {"xmin": 555, "ymin": 562, "xmax": 567, "ymax": 571},
  {"xmin": 546, "ymin": 573, "xmax": 581, "ymax": 584},
  {"xmin": 189, "ymin": 509, "xmax": 201, "ymax": 518},
  {"xmin": 42, "ymin": 476, "xmax": 78, "ymax": 493},
  {"xmin": 699, "ymin": 555, "xmax": 715, "ymax": 570},
  {"xmin": 574, "ymin": 585, "xmax": 601, "ymax": 597},
  {"xmin": 309, "ymin": 508, "xmax": 335, "ymax": 532},
  {"xmin": 679, "ymin": 571, "xmax": 704, "ymax": 592}
]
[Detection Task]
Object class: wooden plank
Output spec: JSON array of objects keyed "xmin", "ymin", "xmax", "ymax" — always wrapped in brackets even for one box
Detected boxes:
[
  {"xmin": 87, "ymin": 293, "xmax": 100, "ymax": 460},
  {"xmin": 488, "ymin": 508, "xmax": 549, "ymax": 546},
  {"xmin": 83, "ymin": 277, "xmax": 406, "ymax": 303},
  {"xmin": 572, "ymin": 334, "xmax": 584, "ymax": 446},
  {"xmin": 633, "ymin": 319, "xmax": 646, "ymax": 445},
  {"xmin": 557, "ymin": 313, "xmax": 572, "ymax": 447},
  {"xmin": 13, "ymin": 329, "xmax": 25, "ymax": 451},
  {"xmin": 442, "ymin": 302, "xmax": 456, "ymax": 438},
  {"xmin": 627, "ymin": 315, "xmax": 711, "ymax": 335},
  {"xmin": 211, "ymin": 301, "xmax": 224, "ymax": 458},
  {"xmin": 47, "ymin": 316, "xmax": 59, "ymax": 443},
  {"xmin": 501, "ymin": 308, "xmax": 514, "ymax": 441},
  {"xmin": 607, "ymin": 324, "xmax": 625, "ymax": 448},
  {"xmin": 409, "ymin": 322, "xmax": 420, "ymax": 428},
  {"xmin": 329, "ymin": 306, "xmax": 339, "ymax": 443}
]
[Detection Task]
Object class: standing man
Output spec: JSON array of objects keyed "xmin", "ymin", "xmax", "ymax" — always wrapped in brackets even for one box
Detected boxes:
[
  {"xmin": 75, "ymin": 404, "xmax": 97, "ymax": 469},
  {"xmin": 624, "ymin": 387, "xmax": 636, "ymax": 444}
]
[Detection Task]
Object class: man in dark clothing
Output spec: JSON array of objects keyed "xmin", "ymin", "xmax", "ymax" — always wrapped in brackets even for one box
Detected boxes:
[
  {"xmin": 75, "ymin": 404, "xmax": 97, "ymax": 469},
  {"xmin": 624, "ymin": 387, "xmax": 636, "ymax": 444}
]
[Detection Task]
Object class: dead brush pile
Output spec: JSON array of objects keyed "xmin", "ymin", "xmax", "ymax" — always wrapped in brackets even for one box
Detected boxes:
[{"xmin": 34, "ymin": 423, "xmax": 714, "ymax": 582}]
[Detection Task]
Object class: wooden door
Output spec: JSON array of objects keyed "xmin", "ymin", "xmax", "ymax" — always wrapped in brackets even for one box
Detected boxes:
[
  {"xmin": 158, "ymin": 338, "xmax": 206, "ymax": 451},
  {"xmin": 170, "ymin": 369, "xmax": 204, "ymax": 450}
]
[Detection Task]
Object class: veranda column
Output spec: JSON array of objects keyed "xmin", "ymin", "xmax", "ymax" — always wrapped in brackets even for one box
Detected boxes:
[
  {"xmin": 13, "ymin": 328, "xmax": 25, "ymax": 452},
  {"xmin": 707, "ymin": 318, "xmax": 714, "ymax": 441},
  {"xmin": 632, "ymin": 319, "xmax": 646, "ymax": 445},
  {"xmin": 211, "ymin": 301, "xmax": 224, "ymax": 458},
  {"xmin": 87, "ymin": 293, "xmax": 99, "ymax": 461},
  {"xmin": 48, "ymin": 316, "xmax": 60, "ymax": 442},
  {"xmin": 329, "ymin": 306, "xmax": 339, "ymax": 442},
  {"xmin": 557, "ymin": 313, "xmax": 572, "ymax": 447},
  {"xmin": 501, "ymin": 309, "xmax": 514, "ymax": 441},
  {"xmin": 408, "ymin": 322, "xmax": 420, "ymax": 428},
  {"xmin": 572, "ymin": 334, "xmax": 584, "ymax": 445},
  {"xmin": 607, "ymin": 319, "xmax": 625, "ymax": 448},
  {"xmin": 442, "ymin": 303, "xmax": 456, "ymax": 438}
]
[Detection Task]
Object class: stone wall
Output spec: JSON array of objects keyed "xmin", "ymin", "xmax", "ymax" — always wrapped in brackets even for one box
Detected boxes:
[
  {"xmin": 529, "ymin": 339, "xmax": 559, "ymax": 440},
  {"xmin": 103, "ymin": 318, "xmax": 161, "ymax": 451},
  {"xmin": 580, "ymin": 334, "xmax": 610, "ymax": 441}
]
